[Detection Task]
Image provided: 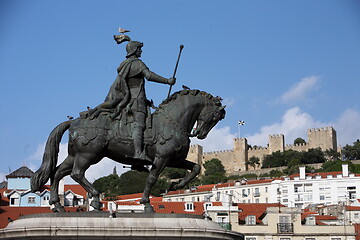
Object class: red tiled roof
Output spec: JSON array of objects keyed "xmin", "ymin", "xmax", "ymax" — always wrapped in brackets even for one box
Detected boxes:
[
  {"xmin": 346, "ymin": 206, "xmax": 360, "ymax": 211},
  {"xmin": 116, "ymin": 193, "xmax": 144, "ymax": 201},
  {"xmin": 238, "ymin": 203, "xmax": 284, "ymax": 224},
  {"xmin": 150, "ymin": 197, "xmax": 163, "ymax": 202},
  {"xmin": 354, "ymin": 223, "xmax": 360, "ymax": 240},
  {"xmin": 287, "ymin": 171, "xmax": 360, "ymax": 180},
  {"xmin": 151, "ymin": 201, "xmax": 221, "ymax": 215},
  {"xmin": 0, "ymin": 206, "xmax": 80, "ymax": 229},
  {"xmin": 0, "ymin": 188, "xmax": 9, "ymax": 206},
  {"xmin": 315, "ymin": 215, "xmax": 338, "ymax": 220},
  {"xmin": 64, "ymin": 185, "xmax": 87, "ymax": 198},
  {"xmin": 166, "ymin": 179, "xmax": 273, "ymax": 196}
]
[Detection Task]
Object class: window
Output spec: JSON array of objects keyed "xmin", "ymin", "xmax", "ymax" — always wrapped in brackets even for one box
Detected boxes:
[
  {"xmin": 185, "ymin": 202, "xmax": 194, "ymax": 211},
  {"xmin": 305, "ymin": 238, "xmax": 315, "ymax": 240},
  {"xmin": 246, "ymin": 215, "xmax": 256, "ymax": 225},
  {"xmin": 246, "ymin": 238, "xmax": 256, "ymax": 240},
  {"xmin": 255, "ymin": 199, "xmax": 259, "ymax": 203},
  {"xmin": 265, "ymin": 187, "xmax": 268, "ymax": 193},
  {"xmin": 192, "ymin": 197, "xmax": 195, "ymax": 202},
  {"xmin": 254, "ymin": 188, "xmax": 260, "ymax": 197},
  {"xmin": 204, "ymin": 202, "xmax": 212, "ymax": 210},
  {"xmin": 216, "ymin": 192, "xmax": 220, "ymax": 201},
  {"xmin": 355, "ymin": 213, "xmax": 359, "ymax": 219},
  {"xmin": 159, "ymin": 205, "xmax": 165, "ymax": 209},
  {"xmin": 28, "ymin": 196, "xmax": 36, "ymax": 204},
  {"xmin": 43, "ymin": 196, "xmax": 49, "ymax": 200},
  {"xmin": 331, "ymin": 238, "xmax": 341, "ymax": 240},
  {"xmin": 320, "ymin": 195, "xmax": 325, "ymax": 200}
]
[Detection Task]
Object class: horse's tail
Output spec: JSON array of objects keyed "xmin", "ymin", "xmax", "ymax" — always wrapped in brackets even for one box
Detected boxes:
[{"xmin": 31, "ymin": 121, "xmax": 71, "ymax": 192}]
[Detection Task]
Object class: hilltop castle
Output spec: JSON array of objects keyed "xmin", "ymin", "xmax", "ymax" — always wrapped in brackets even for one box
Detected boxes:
[{"xmin": 187, "ymin": 126, "xmax": 338, "ymax": 175}]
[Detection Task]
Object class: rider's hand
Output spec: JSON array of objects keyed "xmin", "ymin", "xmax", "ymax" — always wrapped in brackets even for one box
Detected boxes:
[{"xmin": 168, "ymin": 77, "xmax": 176, "ymax": 85}]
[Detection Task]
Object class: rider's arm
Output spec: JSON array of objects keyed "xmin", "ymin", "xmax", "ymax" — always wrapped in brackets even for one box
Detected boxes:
[{"xmin": 142, "ymin": 68, "xmax": 175, "ymax": 85}]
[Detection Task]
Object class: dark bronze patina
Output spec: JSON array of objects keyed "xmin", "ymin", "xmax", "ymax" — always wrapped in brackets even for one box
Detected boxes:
[{"xmin": 31, "ymin": 33, "xmax": 225, "ymax": 213}]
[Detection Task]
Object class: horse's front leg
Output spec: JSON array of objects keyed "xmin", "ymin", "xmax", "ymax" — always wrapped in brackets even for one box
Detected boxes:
[
  {"xmin": 168, "ymin": 160, "xmax": 200, "ymax": 191},
  {"xmin": 140, "ymin": 156, "xmax": 168, "ymax": 212}
]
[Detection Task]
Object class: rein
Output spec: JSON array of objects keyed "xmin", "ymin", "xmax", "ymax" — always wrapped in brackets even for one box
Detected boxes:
[{"xmin": 156, "ymin": 108, "xmax": 192, "ymax": 138}]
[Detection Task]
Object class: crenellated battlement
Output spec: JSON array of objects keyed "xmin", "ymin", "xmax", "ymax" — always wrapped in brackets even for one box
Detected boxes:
[
  {"xmin": 286, "ymin": 142, "xmax": 308, "ymax": 147},
  {"xmin": 269, "ymin": 134, "xmax": 283, "ymax": 138},
  {"xmin": 308, "ymin": 126, "xmax": 334, "ymax": 132},
  {"xmin": 204, "ymin": 149, "xmax": 234, "ymax": 155},
  {"xmin": 186, "ymin": 126, "xmax": 337, "ymax": 176}
]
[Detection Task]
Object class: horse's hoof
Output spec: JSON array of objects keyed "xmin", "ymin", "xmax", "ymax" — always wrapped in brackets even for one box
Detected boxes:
[
  {"xmin": 90, "ymin": 200, "xmax": 103, "ymax": 210},
  {"xmin": 52, "ymin": 205, "xmax": 65, "ymax": 213},
  {"xmin": 140, "ymin": 199, "xmax": 149, "ymax": 204},
  {"xmin": 143, "ymin": 203, "xmax": 155, "ymax": 213}
]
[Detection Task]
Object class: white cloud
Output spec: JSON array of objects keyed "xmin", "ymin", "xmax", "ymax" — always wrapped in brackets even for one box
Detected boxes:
[
  {"xmin": 0, "ymin": 172, "xmax": 6, "ymax": 182},
  {"xmin": 280, "ymin": 76, "xmax": 320, "ymax": 104},
  {"xmin": 333, "ymin": 108, "xmax": 360, "ymax": 146},
  {"xmin": 222, "ymin": 98, "xmax": 235, "ymax": 107},
  {"xmin": 246, "ymin": 107, "xmax": 327, "ymax": 146},
  {"xmin": 246, "ymin": 107, "xmax": 360, "ymax": 148},
  {"xmin": 191, "ymin": 126, "xmax": 235, "ymax": 152}
]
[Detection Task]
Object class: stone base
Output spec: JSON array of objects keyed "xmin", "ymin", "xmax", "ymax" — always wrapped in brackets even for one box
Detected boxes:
[{"xmin": 0, "ymin": 212, "xmax": 243, "ymax": 240}]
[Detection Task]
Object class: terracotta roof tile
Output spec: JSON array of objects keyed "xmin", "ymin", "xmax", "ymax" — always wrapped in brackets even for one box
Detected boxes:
[
  {"xmin": 64, "ymin": 185, "xmax": 87, "ymax": 198},
  {"xmin": 0, "ymin": 206, "xmax": 80, "ymax": 229},
  {"xmin": 238, "ymin": 203, "xmax": 284, "ymax": 224}
]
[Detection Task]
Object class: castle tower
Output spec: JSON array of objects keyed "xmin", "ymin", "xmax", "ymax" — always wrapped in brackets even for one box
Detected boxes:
[
  {"xmin": 269, "ymin": 134, "xmax": 285, "ymax": 154},
  {"xmin": 187, "ymin": 145, "xmax": 204, "ymax": 174},
  {"xmin": 308, "ymin": 127, "xmax": 337, "ymax": 151},
  {"xmin": 233, "ymin": 138, "xmax": 248, "ymax": 172}
]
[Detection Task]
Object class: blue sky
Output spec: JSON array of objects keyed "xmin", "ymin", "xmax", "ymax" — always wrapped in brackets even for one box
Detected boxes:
[{"xmin": 1, "ymin": 1, "xmax": 360, "ymax": 182}]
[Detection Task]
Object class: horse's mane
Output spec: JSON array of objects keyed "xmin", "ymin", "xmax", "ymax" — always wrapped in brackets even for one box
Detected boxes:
[{"xmin": 157, "ymin": 89, "xmax": 223, "ymax": 112}]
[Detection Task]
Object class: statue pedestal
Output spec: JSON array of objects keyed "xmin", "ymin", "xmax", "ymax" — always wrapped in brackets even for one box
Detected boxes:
[{"xmin": 0, "ymin": 212, "xmax": 243, "ymax": 240}]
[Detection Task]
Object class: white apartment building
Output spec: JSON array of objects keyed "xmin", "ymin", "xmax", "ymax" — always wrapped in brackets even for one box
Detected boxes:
[
  {"xmin": 275, "ymin": 165, "xmax": 360, "ymax": 209},
  {"xmin": 164, "ymin": 165, "xmax": 360, "ymax": 210}
]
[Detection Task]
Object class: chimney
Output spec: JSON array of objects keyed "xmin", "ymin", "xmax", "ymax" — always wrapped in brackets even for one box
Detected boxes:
[
  {"xmin": 299, "ymin": 166, "xmax": 306, "ymax": 179},
  {"xmin": 342, "ymin": 164, "xmax": 349, "ymax": 177}
]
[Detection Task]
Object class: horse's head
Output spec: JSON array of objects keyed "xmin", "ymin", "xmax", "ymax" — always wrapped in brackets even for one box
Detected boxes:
[{"xmin": 193, "ymin": 99, "xmax": 226, "ymax": 139}]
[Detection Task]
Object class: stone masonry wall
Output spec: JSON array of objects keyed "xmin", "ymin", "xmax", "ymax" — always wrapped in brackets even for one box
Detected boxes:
[{"xmin": 186, "ymin": 126, "xmax": 338, "ymax": 176}]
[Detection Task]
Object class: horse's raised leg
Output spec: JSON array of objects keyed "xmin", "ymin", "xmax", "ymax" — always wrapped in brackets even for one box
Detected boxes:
[
  {"xmin": 50, "ymin": 155, "xmax": 74, "ymax": 212},
  {"xmin": 140, "ymin": 156, "xmax": 168, "ymax": 212},
  {"xmin": 167, "ymin": 160, "xmax": 201, "ymax": 191},
  {"xmin": 70, "ymin": 153, "xmax": 102, "ymax": 211}
]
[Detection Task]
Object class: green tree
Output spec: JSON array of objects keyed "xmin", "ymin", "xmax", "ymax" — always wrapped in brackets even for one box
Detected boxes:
[
  {"xmin": 161, "ymin": 167, "xmax": 187, "ymax": 179},
  {"xmin": 203, "ymin": 158, "xmax": 225, "ymax": 176},
  {"xmin": 317, "ymin": 160, "xmax": 354, "ymax": 173},
  {"xmin": 294, "ymin": 137, "xmax": 306, "ymax": 145},
  {"xmin": 324, "ymin": 149, "xmax": 341, "ymax": 161},
  {"xmin": 342, "ymin": 139, "xmax": 360, "ymax": 160},
  {"xmin": 245, "ymin": 156, "xmax": 260, "ymax": 170},
  {"xmin": 202, "ymin": 158, "xmax": 227, "ymax": 184},
  {"xmin": 93, "ymin": 170, "xmax": 170, "ymax": 197}
]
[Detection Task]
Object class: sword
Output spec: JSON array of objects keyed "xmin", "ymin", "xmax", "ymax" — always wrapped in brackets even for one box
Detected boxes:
[{"xmin": 167, "ymin": 44, "xmax": 184, "ymax": 98}]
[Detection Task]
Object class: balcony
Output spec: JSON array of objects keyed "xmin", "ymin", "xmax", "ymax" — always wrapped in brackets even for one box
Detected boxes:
[{"xmin": 277, "ymin": 223, "xmax": 294, "ymax": 233}]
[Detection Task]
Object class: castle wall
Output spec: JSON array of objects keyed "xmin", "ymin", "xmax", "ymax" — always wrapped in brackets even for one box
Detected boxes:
[
  {"xmin": 285, "ymin": 143, "xmax": 309, "ymax": 152},
  {"xmin": 203, "ymin": 150, "xmax": 236, "ymax": 174},
  {"xmin": 186, "ymin": 126, "xmax": 338, "ymax": 176}
]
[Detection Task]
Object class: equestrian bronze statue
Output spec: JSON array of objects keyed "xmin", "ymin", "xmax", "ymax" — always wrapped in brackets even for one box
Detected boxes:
[{"xmin": 31, "ymin": 32, "xmax": 226, "ymax": 213}]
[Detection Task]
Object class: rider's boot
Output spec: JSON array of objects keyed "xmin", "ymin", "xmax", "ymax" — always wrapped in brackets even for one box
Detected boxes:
[{"xmin": 133, "ymin": 127, "xmax": 151, "ymax": 162}]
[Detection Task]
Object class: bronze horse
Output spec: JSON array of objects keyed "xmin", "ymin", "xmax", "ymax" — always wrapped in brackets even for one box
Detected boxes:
[{"xmin": 31, "ymin": 89, "xmax": 225, "ymax": 212}]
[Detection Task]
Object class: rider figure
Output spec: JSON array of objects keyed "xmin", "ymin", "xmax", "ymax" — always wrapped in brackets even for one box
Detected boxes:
[{"xmin": 89, "ymin": 40, "xmax": 176, "ymax": 160}]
